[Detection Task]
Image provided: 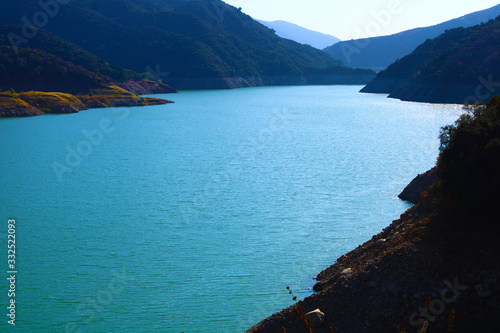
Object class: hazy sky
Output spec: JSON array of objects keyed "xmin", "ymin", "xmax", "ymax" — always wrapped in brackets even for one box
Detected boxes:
[{"xmin": 222, "ymin": 0, "xmax": 500, "ymax": 40}]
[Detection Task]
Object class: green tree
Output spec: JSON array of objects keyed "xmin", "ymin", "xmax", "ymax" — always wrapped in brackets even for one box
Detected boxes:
[{"xmin": 437, "ymin": 97, "xmax": 500, "ymax": 225}]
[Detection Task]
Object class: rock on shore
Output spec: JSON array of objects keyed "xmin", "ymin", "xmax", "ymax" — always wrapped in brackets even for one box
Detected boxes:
[
  {"xmin": 398, "ymin": 167, "xmax": 437, "ymax": 204},
  {"xmin": 247, "ymin": 182, "xmax": 500, "ymax": 333}
]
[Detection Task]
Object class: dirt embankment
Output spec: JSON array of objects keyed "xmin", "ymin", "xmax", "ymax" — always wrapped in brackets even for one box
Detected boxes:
[{"xmin": 247, "ymin": 182, "xmax": 500, "ymax": 333}]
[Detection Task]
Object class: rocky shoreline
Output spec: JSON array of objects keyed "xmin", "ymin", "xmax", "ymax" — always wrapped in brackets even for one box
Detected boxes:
[
  {"xmin": 398, "ymin": 167, "xmax": 437, "ymax": 204},
  {"xmin": 0, "ymin": 84, "xmax": 174, "ymax": 118},
  {"xmin": 360, "ymin": 80, "xmax": 480, "ymax": 105},
  {"xmin": 247, "ymin": 172, "xmax": 500, "ymax": 333}
]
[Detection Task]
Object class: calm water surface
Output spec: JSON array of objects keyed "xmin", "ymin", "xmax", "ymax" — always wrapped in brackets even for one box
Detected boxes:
[{"xmin": 0, "ymin": 86, "xmax": 462, "ymax": 332}]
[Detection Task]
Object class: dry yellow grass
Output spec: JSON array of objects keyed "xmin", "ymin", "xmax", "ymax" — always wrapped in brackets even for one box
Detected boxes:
[
  {"xmin": 0, "ymin": 92, "xmax": 43, "ymax": 117},
  {"xmin": 0, "ymin": 93, "xmax": 32, "ymax": 108},
  {"xmin": 17, "ymin": 91, "xmax": 85, "ymax": 113},
  {"xmin": 0, "ymin": 86, "xmax": 171, "ymax": 117}
]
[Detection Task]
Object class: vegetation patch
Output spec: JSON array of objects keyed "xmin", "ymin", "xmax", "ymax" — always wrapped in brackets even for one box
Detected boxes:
[
  {"xmin": 361, "ymin": 16, "xmax": 500, "ymax": 103},
  {"xmin": 0, "ymin": 93, "xmax": 42, "ymax": 117},
  {"xmin": 438, "ymin": 97, "xmax": 500, "ymax": 225},
  {"xmin": 17, "ymin": 91, "xmax": 87, "ymax": 114},
  {"xmin": 0, "ymin": 86, "xmax": 172, "ymax": 117},
  {"xmin": 79, "ymin": 86, "xmax": 171, "ymax": 109}
]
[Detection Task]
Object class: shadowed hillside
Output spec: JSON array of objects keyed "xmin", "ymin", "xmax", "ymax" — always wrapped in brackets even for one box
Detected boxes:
[
  {"xmin": 0, "ymin": 25, "xmax": 176, "ymax": 117},
  {"xmin": 0, "ymin": 0, "xmax": 374, "ymax": 89},
  {"xmin": 360, "ymin": 16, "xmax": 500, "ymax": 104}
]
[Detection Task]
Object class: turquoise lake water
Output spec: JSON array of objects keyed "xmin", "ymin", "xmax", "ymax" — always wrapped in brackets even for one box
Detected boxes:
[{"xmin": 0, "ymin": 86, "xmax": 462, "ymax": 332}]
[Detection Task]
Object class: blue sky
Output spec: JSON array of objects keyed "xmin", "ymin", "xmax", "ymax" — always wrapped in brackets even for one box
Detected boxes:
[{"xmin": 222, "ymin": 0, "xmax": 500, "ymax": 40}]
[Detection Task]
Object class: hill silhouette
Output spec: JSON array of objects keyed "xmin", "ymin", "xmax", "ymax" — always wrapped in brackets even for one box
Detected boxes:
[
  {"xmin": 323, "ymin": 4, "xmax": 500, "ymax": 71},
  {"xmin": 257, "ymin": 20, "xmax": 340, "ymax": 49}
]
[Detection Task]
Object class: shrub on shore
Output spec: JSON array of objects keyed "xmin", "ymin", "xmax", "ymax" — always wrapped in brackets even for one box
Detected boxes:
[{"xmin": 437, "ymin": 96, "xmax": 500, "ymax": 225}]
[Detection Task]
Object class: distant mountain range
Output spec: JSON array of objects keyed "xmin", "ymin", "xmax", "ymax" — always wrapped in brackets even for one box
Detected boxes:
[
  {"xmin": 257, "ymin": 20, "xmax": 341, "ymax": 49},
  {"xmin": 361, "ymin": 16, "xmax": 500, "ymax": 104},
  {"xmin": 323, "ymin": 4, "xmax": 500, "ymax": 70},
  {"xmin": 0, "ymin": 0, "xmax": 374, "ymax": 90}
]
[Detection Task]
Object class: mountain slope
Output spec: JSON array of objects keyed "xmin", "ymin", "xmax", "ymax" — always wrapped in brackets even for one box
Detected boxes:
[
  {"xmin": 0, "ymin": 45, "xmax": 106, "ymax": 94},
  {"xmin": 323, "ymin": 4, "xmax": 500, "ymax": 70},
  {"xmin": 0, "ymin": 0, "xmax": 374, "ymax": 89},
  {"xmin": 0, "ymin": 44, "xmax": 173, "ymax": 117},
  {"xmin": 0, "ymin": 24, "xmax": 176, "ymax": 117},
  {"xmin": 0, "ymin": 25, "xmax": 141, "ymax": 83},
  {"xmin": 0, "ymin": 25, "xmax": 176, "ymax": 95},
  {"xmin": 257, "ymin": 20, "xmax": 340, "ymax": 49},
  {"xmin": 360, "ymin": 16, "xmax": 500, "ymax": 104}
]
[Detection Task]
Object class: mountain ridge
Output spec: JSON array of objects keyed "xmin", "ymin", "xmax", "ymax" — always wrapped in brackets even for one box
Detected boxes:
[
  {"xmin": 360, "ymin": 16, "xmax": 500, "ymax": 104},
  {"xmin": 323, "ymin": 3, "xmax": 500, "ymax": 70},
  {"xmin": 256, "ymin": 19, "xmax": 341, "ymax": 49},
  {"xmin": 0, "ymin": 0, "xmax": 374, "ymax": 90}
]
